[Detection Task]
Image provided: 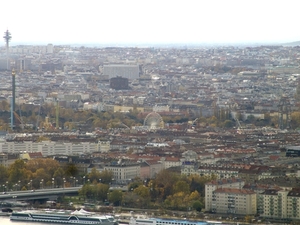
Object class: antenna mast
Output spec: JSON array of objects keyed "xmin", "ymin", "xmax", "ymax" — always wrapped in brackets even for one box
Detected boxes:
[{"xmin": 3, "ymin": 30, "xmax": 12, "ymax": 70}]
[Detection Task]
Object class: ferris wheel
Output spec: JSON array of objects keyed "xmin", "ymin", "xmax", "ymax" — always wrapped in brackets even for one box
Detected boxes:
[{"xmin": 143, "ymin": 112, "xmax": 164, "ymax": 130}]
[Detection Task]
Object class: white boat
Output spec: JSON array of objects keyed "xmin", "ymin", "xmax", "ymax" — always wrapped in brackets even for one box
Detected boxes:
[
  {"xmin": 10, "ymin": 210, "xmax": 118, "ymax": 225},
  {"xmin": 129, "ymin": 216, "xmax": 211, "ymax": 225}
]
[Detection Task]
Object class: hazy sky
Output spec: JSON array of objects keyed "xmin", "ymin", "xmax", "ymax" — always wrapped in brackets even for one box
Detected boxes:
[{"xmin": 1, "ymin": 0, "xmax": 300, "ymax": 46}]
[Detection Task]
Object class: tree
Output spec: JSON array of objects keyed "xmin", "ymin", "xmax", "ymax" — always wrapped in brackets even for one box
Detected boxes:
[
  {"xmin": 8, "ymin": 159, "xmax": 28, "ymax": 185},
  {"xmin": 94, "ymin": 183, "xmax": 109, "ymax": 201},
  {"xmin": 79, "ymin": 184, "xmax": 95, "ymax": 200},
  {"xmin": 26, "ymin": 158, "xmax": 60, "ymax": 178},
  {"xmin": 122, "ymin": 192, "xmax": 144, "ymax": 208},
  {"xmin": 173, "ymin": 180, "xmax": 190, "ymax": 194},
  {"xmin": 134, "ymin": 185, "xmax": 150, "ymax": 199},
  {"xmin": 164, "ymin": 191, "xmax": 189, "ymax": 210},
  {"xmin": 192, "ymin": 200, "xmax": 203, "ymax": 212},
  {"xmin": 64, "ymin": 163, "xmax": 79, "ymax": 177},
  {"xmin": 33, "ymin": 168, "xmax": 50, "ymax": 185},
  {"xmin": 0, "ymin": 165, "xmax": 8, "ymax": 184},
  {"xmin": 53, "ymin": 167, "xmax": 65, "ymax": 188},
  {"xmin": 133, "ymin": 185, "xmax": 151, "ymax": 207},
  {"xmin": 153, "ymin": 170, "xmax": 180, "ymax": 200},
  {"xmin": 108, "ymin": 190, "xmax": 123, "ymax": 206},
  {"xmin": 88, "ymin": 167, "xmax": 101, "ymax": 183},
  {"xmin": 189, "ymin": 174, "xmax": 216, "ymax": 196},
  {"xmin": 99, "ymin": 170, "xmax": 113, "ymax": 184},
  {"xmin": 188, "ymin": 190, "xmax": 201, "ymax": 201}
]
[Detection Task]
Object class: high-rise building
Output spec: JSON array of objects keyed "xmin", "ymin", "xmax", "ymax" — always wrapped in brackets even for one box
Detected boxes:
[
  {"xmin": 103, "ymin": 64, "xmax": 139, "ymax": 80},
  {"xmin": 47, "ymin": 44, "xmax": 54, "ymax": 54}
]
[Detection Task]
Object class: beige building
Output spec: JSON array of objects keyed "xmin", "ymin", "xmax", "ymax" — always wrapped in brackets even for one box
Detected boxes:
[
  {"xmin": 212, "ymin": 188, "xmax": 257, "ymax": 215},
  {"xmin": 161, "ymin": 157, "xmax": 182, "ymax": 169},
  {"xmin": 205, "ymin": 178, "xmax": 244, "ymax": 212},
  {"xmin": 98, "ymin": 141, "xmax": 110, "ymax": 153},
  {"xmin": 0, "ymin": 140, "xmax": 102, "ymax": 156},
  {"xmin": 259, "ymin": 188, "xmax": 300, "ymax": 220},
  {"xmin": 104, "ymin": 163, "xmax": 140, "ymax": 183},
  {"xmin": 198, "ymin": 165, "xmax": 240, "ymax": 179}
]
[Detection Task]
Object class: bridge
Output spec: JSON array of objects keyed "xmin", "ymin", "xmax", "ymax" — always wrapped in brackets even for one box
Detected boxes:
[{"xmin": 0, "ymin": 186, "xmax": 82, "ymax": 202}]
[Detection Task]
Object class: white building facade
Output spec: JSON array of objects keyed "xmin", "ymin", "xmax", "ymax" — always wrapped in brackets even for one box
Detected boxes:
[
  {"xmin": 0, "ymin": 141, "xmax": 101, "ymax": 156},
  {"xmin": 104, "ymin": 163, "xmax": 140, "ymax": 183}
]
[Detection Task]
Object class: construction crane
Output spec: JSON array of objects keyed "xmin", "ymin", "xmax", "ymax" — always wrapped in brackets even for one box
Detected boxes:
[
  {"xmin": 234, "ymin": 114, "xmax": 244, "ymax": 134},
  {"xmin": 118, "ymin": 122, "xmax": 130, "ymax": 129},
  {"xmin": 13, "ymin": 111, "xmax": 24, "ymax": 130},
  {"xmin": 192, "ymin": 118, "xmax": 198, "ymax": 127}
]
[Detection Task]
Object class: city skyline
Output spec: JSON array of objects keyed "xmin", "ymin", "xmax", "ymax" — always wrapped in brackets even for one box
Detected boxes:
[{"xmin": 1, "ymin": 0, "xmax": 300, "ymax": 47}]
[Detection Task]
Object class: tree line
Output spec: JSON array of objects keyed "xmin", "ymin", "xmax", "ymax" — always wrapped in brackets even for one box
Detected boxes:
[
  {"xmin": 79, "ymin": 168, "xmax": 216, "ymax": 212},
  {"xmin": 0, "ymin": 158, "xmax": 215, "ymax": 212}
]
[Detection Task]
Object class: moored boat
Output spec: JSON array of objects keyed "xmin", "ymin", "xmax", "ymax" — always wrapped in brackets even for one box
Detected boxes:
[
  {"xmin": 10, "ymin": 210, "xmax": 118, "ymax": 225},
  {"xmin": 129, "ymin": 216, "xmax": 210, "ymax": 225}
]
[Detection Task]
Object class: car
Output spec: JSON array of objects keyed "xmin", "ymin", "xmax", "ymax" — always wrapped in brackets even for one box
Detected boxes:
[{"xmin": 2, "ymin": 192, "xmax": 6, "ymax": 194}]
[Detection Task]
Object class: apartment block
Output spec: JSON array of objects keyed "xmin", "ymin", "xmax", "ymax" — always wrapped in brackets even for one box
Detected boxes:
[
  {"xmin": 0, "ymin": 141, "xmax": 99, "ymax": 156},
  {"xmin": 205, "ymin": 178, "xmax": 244, "ymax": 212},
  {"xmin": 212, "ymin": 188, "xmax": 257, "ymax": 215},
  {"xmin": 104, "ymin": 162, "xmax": 140, "ymax": 183},
  {"xmin": 259, "ymin": 188, "xmax": 300, "ymax": 220},
  {"xmin": 198, "ymin": 165, "xmax": 240, "ymax": 179}
]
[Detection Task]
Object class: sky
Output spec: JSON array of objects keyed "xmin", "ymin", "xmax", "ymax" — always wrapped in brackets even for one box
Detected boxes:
[{"xmin": 1, "ymin": 0, "xmax": 300, "ymax": 46}]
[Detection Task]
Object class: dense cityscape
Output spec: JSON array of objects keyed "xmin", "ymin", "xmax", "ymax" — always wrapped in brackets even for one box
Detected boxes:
[{"xmin": 2, "ymin": 29, "xmax": 300, "ymax": 224}]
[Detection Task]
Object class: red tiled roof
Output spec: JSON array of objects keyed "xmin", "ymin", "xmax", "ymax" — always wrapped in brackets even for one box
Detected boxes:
[{"xmin": 28, "ymin": 152, "xmax": 43, "ymax": 158}]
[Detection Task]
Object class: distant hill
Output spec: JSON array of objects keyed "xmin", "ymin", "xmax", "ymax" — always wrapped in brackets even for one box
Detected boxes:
[{"xmin": 282, "ymin": 41, "xmax": 300, "ymax": 46}]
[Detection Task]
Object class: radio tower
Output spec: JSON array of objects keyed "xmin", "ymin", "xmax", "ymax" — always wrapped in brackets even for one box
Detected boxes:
[{"xmin": 3, "ymin": 30, "xmax": 12, "ymax": 70}]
